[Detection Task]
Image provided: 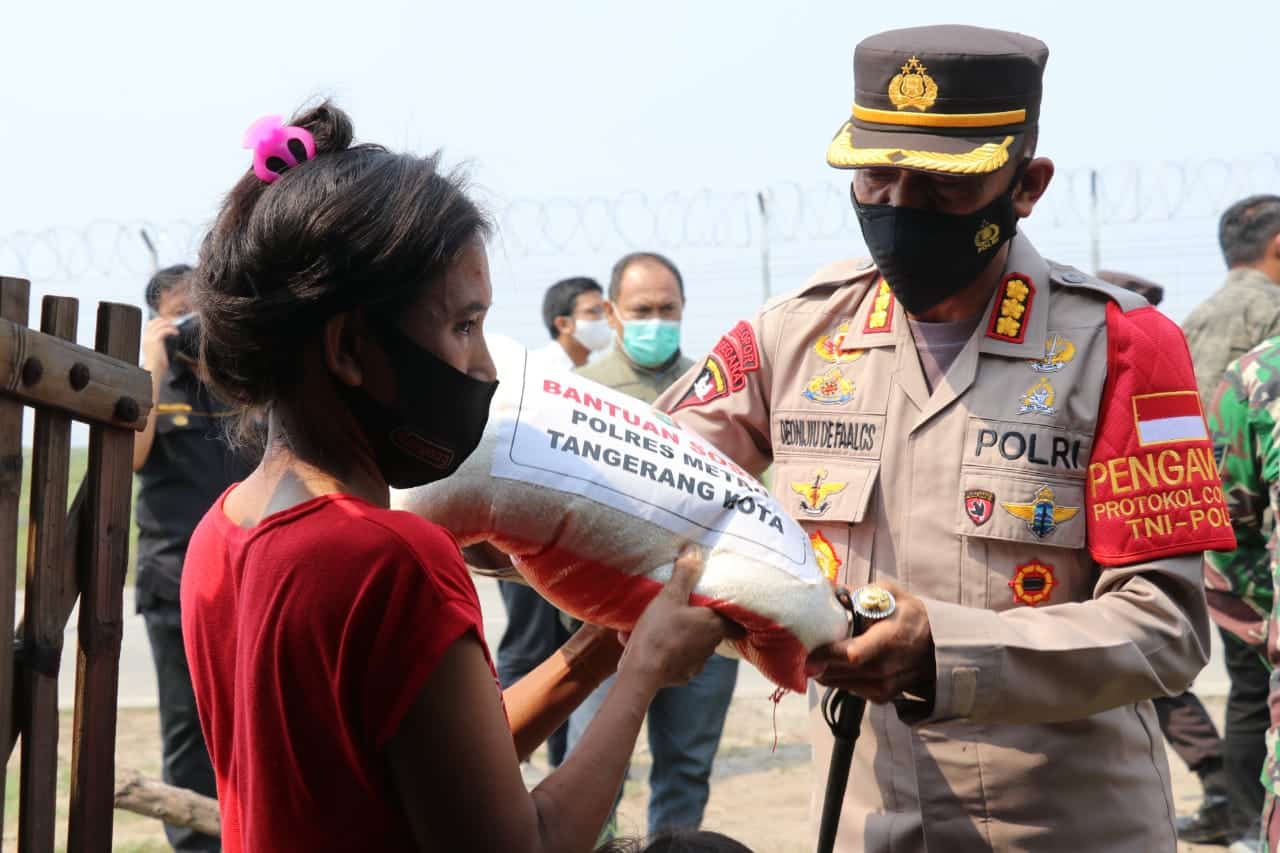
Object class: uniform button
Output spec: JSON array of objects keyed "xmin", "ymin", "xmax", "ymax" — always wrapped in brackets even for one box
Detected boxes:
[{"xmin": 1061, "ymin": 270, "xmax": 1085, "ymax": 283}]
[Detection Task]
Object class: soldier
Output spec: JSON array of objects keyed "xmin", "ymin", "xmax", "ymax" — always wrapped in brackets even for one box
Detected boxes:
[
  {"xmin": 656, "ymin": 25, "xmax": 1234, "ymax": 851},
  {"xmin": 1208, "ymin": 338, "xmax": 1280, "ymax": 853},
  {"xmin": 1187, "ymin": 194, "xmax": 1280, "ymax": 848},
  {"xmin": 1183, "ymin": 195, "xmax": 1280, "ymax": 403}
]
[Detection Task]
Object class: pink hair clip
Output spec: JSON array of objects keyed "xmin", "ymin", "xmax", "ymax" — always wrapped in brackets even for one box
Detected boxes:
[{"xmin": 242, "ymin": 115, "xmax": 316, "ymax": 183}]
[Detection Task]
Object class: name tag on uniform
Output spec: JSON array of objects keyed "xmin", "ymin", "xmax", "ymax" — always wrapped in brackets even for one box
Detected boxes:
[{"xmin": 771, "ymin": 410, "xmax": 885, "ymax": 460}]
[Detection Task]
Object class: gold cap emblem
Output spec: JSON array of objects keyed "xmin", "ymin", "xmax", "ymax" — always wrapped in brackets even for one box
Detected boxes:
[{"xmin": 887, "ymin": 56, "xmax": 938, "ymax": 112}]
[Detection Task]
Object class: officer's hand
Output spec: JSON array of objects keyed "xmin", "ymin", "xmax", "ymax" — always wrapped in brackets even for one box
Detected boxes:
[
  {"xmin": 804, "ymin": 579, "xmax": 935, "ymax": 704},
  {"xmin": 142, "ymin": 316, "xmax": 178, "ymax": 375}
]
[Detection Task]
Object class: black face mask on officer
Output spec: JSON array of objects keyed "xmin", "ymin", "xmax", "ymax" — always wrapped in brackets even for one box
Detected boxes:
[
  {"xmin": 851, "ymin": 161, "xmax": 1028, "ymax": 316},
  {"xmin": 334, "ymin": 321, "xmax": 498, "ymax": 489}
]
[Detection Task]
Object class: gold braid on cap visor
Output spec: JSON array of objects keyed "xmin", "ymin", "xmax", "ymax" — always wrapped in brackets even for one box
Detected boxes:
[{"xmin": 827, "ymin": 128, "xmax": 1015, "ymax": 175}]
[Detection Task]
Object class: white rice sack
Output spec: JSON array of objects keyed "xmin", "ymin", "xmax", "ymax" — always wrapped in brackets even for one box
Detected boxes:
[{"xmin": 393, "ymin": 337, "xmax": 847, "ymax": 693}]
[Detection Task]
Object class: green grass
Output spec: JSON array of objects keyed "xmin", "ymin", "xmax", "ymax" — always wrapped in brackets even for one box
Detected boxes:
[{"xmin": 14, "ymin": 448, "xmax": 139, "ymax": 590}]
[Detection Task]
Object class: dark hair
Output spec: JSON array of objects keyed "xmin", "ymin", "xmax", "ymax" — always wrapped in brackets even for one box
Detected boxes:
[
  {"xmin": 541, "ymin": 277, "xmax": 602, "ymax": 339},
  {"xmin": 596, "ymin": 831, "xmax": 753, "ymax": 853},
  {"xmin": 194, "ymin": 101, "xmax": 489, "ymax": 446},
  {"xmin": 145, "ymin": 264, "xmax": 194, "ymax": 313},
  {"xmin": 1219, "ymin": 194, "xmax": 1280, "ymax": 267},
  {"xmin": 608, "ymin": 252, "xmax": 685, "ymax": 303},
  {"xmin": 1096, "ymin": 269, "xmax": 1164, "ymax": 307}
]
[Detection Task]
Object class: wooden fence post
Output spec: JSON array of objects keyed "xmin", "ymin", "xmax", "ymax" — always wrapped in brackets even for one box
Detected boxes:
[
  {"xmin": 67, "ymin": 302, "xmax": 142, "ymax": 852},
  {"xmin": 18, "ymin": 296, "xmax": 78, "ymax": 853},
  {"xmin": 0, "ymin": 277, "xmax": 29, "ymax": 834}
]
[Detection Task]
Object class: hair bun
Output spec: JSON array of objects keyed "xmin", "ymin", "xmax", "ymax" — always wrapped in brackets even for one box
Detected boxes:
[{"xmin": 289, "ymin": 101, "xmax": 354, "ymax": 157}]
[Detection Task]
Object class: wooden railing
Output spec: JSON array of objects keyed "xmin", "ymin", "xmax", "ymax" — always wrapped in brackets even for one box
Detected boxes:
[{"xmin": 0, "ymin": 275, "xmax": 157, "ymax": 851}]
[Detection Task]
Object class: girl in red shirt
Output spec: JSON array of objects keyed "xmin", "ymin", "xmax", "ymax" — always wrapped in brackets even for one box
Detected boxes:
[{"xmin": 181, "ymin": 102, "xmax": 730, "ymax": 853}]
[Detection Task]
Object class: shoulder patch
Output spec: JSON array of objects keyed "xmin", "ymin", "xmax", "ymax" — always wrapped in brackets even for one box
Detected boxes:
[
  {"xmin": 1086, "ymin": 304, "xmax": 1236, "ymax": 565},
  {"xmin": 1049, "ymin": 263, "xmax": 1149, "ymax": 313},
  {"xmin": 670, "ymin": 321, "xmax": 761, "ymax": 412}
]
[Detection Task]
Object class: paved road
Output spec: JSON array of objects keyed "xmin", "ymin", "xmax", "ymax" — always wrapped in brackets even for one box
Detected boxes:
[{"xmin": 30, "ymin": 578, "xmax": 1232, "ymax": 710}]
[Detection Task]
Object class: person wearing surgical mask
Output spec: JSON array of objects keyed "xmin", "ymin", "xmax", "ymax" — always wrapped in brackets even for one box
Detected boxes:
[
  {"xmin": 530, "ymin": 276, "xmax": 611, "ymax": 371},
  {"xmin": 580, "ymin": 253, "xmax": 691, "ymax": 401}
]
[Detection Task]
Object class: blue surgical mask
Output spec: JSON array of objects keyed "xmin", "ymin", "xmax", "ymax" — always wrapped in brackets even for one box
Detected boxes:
[{"xmin": 622, "ymin": 319, "xmax": 681, "ymax": 368}]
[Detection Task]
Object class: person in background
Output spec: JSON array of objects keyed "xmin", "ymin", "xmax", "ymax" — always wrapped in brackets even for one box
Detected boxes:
[
  {"xmin": 496, "ymin": 275, "xmax": 610, "ymax": 769},
  {"xmin": 1101, "ymin": 268, "xmax": 1232, "ymax": 843},
  {"xmin": 568, "ymin": 252, "xmax": 740, "ymax": 838},
  {"xmin": 530, "ymin": 276, "xmax": 611, "ymax": 370},
  {"xmin": 1185, "ymin": 195, "xmax": 1280, "ymax": 847},
  {"xmin": 135, "ymin": 264, "xmax": 255, "ymax": 852},
  {"xmin": 1208, "ymin": 339, "xmax": 1280, "ymax": 853}
]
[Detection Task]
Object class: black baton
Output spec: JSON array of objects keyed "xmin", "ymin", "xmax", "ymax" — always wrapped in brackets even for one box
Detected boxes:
[{"xmin": 815, "ymin": 585, "xmax": 894, "ymax": 853}]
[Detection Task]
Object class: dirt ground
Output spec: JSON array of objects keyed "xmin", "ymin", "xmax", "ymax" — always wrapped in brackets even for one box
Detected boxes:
[{"xmin": 13, "ymin": 694, "xmax": 1240, "ymax": 851}]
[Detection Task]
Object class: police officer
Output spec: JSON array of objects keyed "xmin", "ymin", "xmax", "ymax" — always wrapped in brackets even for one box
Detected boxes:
[
  {"xmin": 657, "ymin": 26, "xmax": 1233, "ymax": 852},
  {"xmin": 135, "ymin": 265, "xmax": 254, "ymax": 852}
]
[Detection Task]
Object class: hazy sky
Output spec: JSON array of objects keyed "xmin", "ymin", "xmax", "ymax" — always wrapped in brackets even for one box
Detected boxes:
[{"xmin": 2, "ymin": 0, "xmax": 1278, "ymax": 360}]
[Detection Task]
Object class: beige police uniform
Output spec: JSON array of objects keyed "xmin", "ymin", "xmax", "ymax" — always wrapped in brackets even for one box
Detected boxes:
[{"xmin": 658, "ymin": 233, "xmax": 1222, "ymax": 851}]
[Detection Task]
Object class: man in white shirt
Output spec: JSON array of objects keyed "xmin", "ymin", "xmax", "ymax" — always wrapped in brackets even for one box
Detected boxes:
[
  {"xmin": 528, "ymin": 276, "xmax": 611, "ymax": 371},
  {"xmin": 496, "ymin": 275, "xmax": 611, "ymax": 770}
]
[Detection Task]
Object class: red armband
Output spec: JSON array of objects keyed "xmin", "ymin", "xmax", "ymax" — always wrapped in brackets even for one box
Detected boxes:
[{"xmin": 1086, "ymin": 303, "xmax": 1237, "ymax": 565}]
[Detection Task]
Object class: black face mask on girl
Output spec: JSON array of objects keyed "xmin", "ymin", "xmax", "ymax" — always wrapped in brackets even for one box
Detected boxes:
[
  {"xmin": 851, "ymin": 162, "xmax": 1028, "ymax": 316},
  {"xmin": 335, "ymin": 324, "xmax": 498, "ymax": 489}
]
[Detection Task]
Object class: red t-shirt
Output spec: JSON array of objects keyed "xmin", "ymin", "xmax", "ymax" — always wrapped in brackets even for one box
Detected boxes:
[{"xmin": 181, "ymin": 490, "xmax": 494, "ymax": 853}]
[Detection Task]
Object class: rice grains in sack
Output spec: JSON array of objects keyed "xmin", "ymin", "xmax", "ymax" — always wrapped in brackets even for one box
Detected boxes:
[{"xmin": 393, "ymin": 337, "xmax": 848, "ymax": 693}]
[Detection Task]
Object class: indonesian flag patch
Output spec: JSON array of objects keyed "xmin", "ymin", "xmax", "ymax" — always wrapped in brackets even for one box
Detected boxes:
[{"xmin": 1132, "ymin": 392, "xmax": 1209, "ymax": 446}]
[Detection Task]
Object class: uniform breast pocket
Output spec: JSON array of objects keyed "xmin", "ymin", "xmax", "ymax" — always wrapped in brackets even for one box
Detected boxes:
[
  {"xmin": 773, "ymin": 459, "xmax": 879, "ymax": 589},
  {"xmin": 955, "ymin": 471, "xmax": 1092, "ymax": 611}
]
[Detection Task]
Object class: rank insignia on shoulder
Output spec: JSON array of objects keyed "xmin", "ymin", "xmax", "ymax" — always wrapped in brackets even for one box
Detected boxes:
[
  {"xmin": 986, "ymin": 274, "xmax": 1035, "ymax": 344},
  {"xmin": 790, "ymin": 469, "xmax": 847, "ymax": 517},
  {"xmin": 1001, "ymin": 485, "xmax": 1080, "ymax": 538},
  {"xmin": 1009, "ymin": 560, "xmax": 1056, "ymax": 606},
  {"xmin": 863, "ymin": 280, "xmax": 895, "ymax": 333},
  {"xmin": 670, "ymin": 356, "xmax": 730, "ymax": 412},
  {"xmin": 810, "ymin": 530, "xmax": 842, "ymax": 583},
  {"xmin": 802, "ymin": 368, "xmax": 855, "ymax": 405},
  {"xmin": 964, "ymin": 489, "xmax": 994, "ymax": 526},
  {"xmin": 1017, "ymin": 377, "xmax": 1057, "ymax": 416},
  {"xmin": 814, "ymin": 321, "xmax": 865, "ymax": 363},
  {"xmin": 1028, "ymin": 333, "xmax": 1076, "ymax": 373}
]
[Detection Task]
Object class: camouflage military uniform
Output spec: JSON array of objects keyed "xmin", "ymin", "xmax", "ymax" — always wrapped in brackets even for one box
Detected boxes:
[
  {"xmin": 1208, "ymin": 339, "xmax": 1280, "ymax": 850},
  {"xmin": 1206, "ymin": 341, "xmax": 1280, "ymax": 644},
  {"xmin": 1183, "ymin": 269, "xmax": 1280, "ymax": 404}
]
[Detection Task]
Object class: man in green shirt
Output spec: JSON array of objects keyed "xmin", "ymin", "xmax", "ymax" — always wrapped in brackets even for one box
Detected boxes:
[
  {"xmin": 1198, "ymin": 196, "xmax": 1280, "ymax": 851},
  {"xmin": 568, "ymin": 252, "xmax": 738, "ymax": 837},
  {"xmin": 1209, "ymin": 337, "xmax": 1280, "ymax": 852}
]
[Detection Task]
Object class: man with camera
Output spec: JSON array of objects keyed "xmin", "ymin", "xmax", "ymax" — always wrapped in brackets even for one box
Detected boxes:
[{"xmin": 135, "ymin": 264, "xmax": 254, "ymax": 852}]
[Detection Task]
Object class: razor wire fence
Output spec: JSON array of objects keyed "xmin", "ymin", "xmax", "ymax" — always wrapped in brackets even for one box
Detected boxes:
[
  {"xmin": 1, "ymin": 152, "xmax": 1277, "ymax": 370},
  {"xmin": 3, "ymin": 154, "xmax": 1277, "ymax": 281}
]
